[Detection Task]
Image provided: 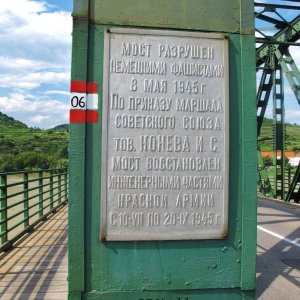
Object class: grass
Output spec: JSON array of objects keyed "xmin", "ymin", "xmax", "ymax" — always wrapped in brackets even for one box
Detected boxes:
[
  {"xmin": 0, "ymin": 112, "xmax": 68, "ymax": 171},
  {"xmin": 259, "ymin": 118, "xmax": 300, "ymax": 152}
]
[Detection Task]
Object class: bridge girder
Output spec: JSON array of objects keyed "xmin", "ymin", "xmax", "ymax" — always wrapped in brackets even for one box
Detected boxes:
[{"xmin": 255, "ymin": 2, "xmax": 300, "ymax": 201}]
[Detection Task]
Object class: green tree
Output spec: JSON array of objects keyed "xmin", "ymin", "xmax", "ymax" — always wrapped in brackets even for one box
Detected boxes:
[{"xmin": 262, "ymin": 156, "xmax": 273, "ymax": 167}]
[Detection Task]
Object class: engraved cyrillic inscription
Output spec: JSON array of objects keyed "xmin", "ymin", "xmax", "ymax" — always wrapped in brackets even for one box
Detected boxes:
[
  {"xmin": 176, "ymin": 98, "xmax": 223, "ymax": 112},
  {"xmin": 121, "ymin": 43, "xmax": 151, "ymax": 57},
  {"xmin": 128, "ymin": 97, "xmax": 172, "ymax": 111},
  {"xmin": 140, "ymin": 135, "xmax": 190, "ymax": 152},
  {"xmin": 158, "ymin": 44, "xmax": 214, "ymax": 59},
  {"xmin": 102, "ymin": 28, "xmax": 228, "ymax": 240},
  {"xmin": 110, "ymin": 60, "xmax": 167, "ymax": 75}
]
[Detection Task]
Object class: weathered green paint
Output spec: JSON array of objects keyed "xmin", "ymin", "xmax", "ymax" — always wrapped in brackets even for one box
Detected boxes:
[
  {"xmin": 82, "ymin": 289, "xmax": 254, "ymax": 299},
  {"xmin": 75, "ymin": 0, "xmax": 255, "ymax": 35},
  {"xmin": 240, "ymin": 0, "xmax": 254, "ymax": 35},
  {"xmin": 73, "ymin": 0, "xmax": 89, "ymax": 18},
  {"xmin": 68, "ymin": 18, "xmax": 89, "ymax": 299},
  {"xmin": 239, "ymin": 35, "xmax": 257, "ymax": 290},
  {"xmin": 69, "ymin": 1, "xmax": 256, "ymax": 299}
]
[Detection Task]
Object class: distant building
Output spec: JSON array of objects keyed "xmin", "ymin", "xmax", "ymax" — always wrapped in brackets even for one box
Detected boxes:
[
  {"xmin": 260, "ymin": 151, "xmax": 296, "ymax": 158},
  {"xmin": 260, "ymin": 151, "xmax": 300, "ymax": 167}
]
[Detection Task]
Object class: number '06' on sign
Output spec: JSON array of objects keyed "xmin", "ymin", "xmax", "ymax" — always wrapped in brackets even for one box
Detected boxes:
[{"xmin": 70, "ymin": 93, "xmax": 87, "ymax": 110}]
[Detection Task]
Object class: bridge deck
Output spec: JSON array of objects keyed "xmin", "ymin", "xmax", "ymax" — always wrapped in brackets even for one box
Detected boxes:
[
  {"xmin": 0, "ymin": 204, "xmax": 68, "ymax": 300},
  {"xmin": 0, "ymin": 199, "xmax": 299, "ymax": 299}
]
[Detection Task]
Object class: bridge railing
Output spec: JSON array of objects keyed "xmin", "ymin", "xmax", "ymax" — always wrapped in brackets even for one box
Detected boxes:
[{"xmin": 0, "ymin": 168, "xmax": 68, "ymax": 252}]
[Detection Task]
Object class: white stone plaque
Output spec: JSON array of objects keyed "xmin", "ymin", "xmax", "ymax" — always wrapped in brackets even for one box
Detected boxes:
[{"xmin": 101, "ymin": 28, "xmax": 228, "ymax": 241}]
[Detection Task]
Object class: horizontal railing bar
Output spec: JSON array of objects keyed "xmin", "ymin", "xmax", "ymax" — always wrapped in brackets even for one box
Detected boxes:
[
  {"xmin": 0, "ymin": 188, "xmax": 67, "ymax": 224},
  {"xmin": 5, "ymin": 196, "xmax": 63, "ymax": 234},
  {"xmin": 1, "ymin": 189, "xmax": 30, "ymax": 201},
  {"xmin": 3, "ymin": 173, "xmax": 67, "ymax": 189},
  {"xmin": 1, "ymin": 178, "xmax": 67, "ymax": 201},
  {"xmin": 34, "ymin": 189, "xmax": 67, "ymax": 206},
  {"xmin": 26, "ymin": 199, "xmax": 62, "ymax": 220},
  {"xmin": 2, "ymin": 187, "xmax": 67, "ymax": 212},
  {"xmin": 26, "ymin": 189, "xmax": 65, "ymax": 212},
  {"xmin": 1, "ymin": 186, "xmax": 68, "ymax": 212},
  {"xmin": 0, "ymin": 231, "xmax": 7, "ymax": 238},
  {"xmin": 0, "ymin": 209, "xmax": 26, "ymax": 225},
  {"xmin": 0, "ymin": 169, "xmax": 67, "ymax": 176},
  {"xmin": 40, "ymin": 201, "xmax": 59, "ymax": 214},
  {"xmin": 1, "ymin": 219, "xmax": 25, "ymax": 236},
  {"xmin": 0, "ymin": 194, "xmax": 66, "ymax": 236},
  {"xmin": 0, "ymin": 201, "xmax": 58, "ymax": 236}
]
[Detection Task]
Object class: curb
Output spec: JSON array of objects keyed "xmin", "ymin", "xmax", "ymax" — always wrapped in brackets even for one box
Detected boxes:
[{"xmin": 258, "ymin": 195, "xmax": 300, "ymax": 209}]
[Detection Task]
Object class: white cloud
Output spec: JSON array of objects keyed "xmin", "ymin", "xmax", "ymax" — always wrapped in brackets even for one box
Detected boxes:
[
  {"xmin": 0, "ymin": 0, "xmax": 71, "ymax": 128},
  {"xmin": 0, "ymin": 0, "xmax": 71, "ymax": 44},
  {"xmin": 0, "ymin": 0, "xmax": 46, "ymax": 15},
  {"xmin": 0, "ymin": 92, "xmax": 69, "ymax": 128},
  {"xmin": 0, "ymin": 56, "xmax": 66, "ymax": 73},
  {"xmin": 0, "ymin": 0, "xmax": 72, "ymax": 77},
  {"xmin": 0, "ymin": 72, "xmax": 69, "ymax": 89},
  {"xmin": 289, "ymin": 47, "xmax": 300, "ymax": 70},
  {"xmin": 45, "ymin": 90, "xmax": 70, "ymax": 96},
  {"xmin": 285, "ymin": 109, "xmax": 300, "ymax": 125},
  {"xmin": 29, "ymin": 114, "xmax": 50, "ymax": 124},
  {"xmin": 0, "ymin": 93, "xmax": 68, "ymax": 113}
]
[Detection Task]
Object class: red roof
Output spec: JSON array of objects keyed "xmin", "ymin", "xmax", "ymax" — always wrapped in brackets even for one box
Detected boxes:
[{"xmin": 261, "ymin": 151, "xmax": 296, "ymax": 158}]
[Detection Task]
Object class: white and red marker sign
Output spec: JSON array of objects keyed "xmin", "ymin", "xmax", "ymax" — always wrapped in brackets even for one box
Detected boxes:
[{"xmin": 69, "ymin": 81, "xmax": 99, "ymax": 123}]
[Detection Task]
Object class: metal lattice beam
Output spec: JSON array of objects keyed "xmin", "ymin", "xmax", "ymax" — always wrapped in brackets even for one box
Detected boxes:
[
  {"xmin": 257, "ymin": 66, "xmax": 273, "ymax": 136},
  {"xmin": 272, "ymin": 65, "xmax": 285, "ymax": 199},
  {"xmin": 285, "ymin": 163, "xmax": 300, "ymax": 202},
  {"xmin": 256, "ymin": 15, "xmax": 300, "ymax": 68},
  {"xmin": 275, "ymin": 49, "xmax": 300, "ymax": 104},
  {"xmin": 256, "ymin": 2, "xmax": 300, "ymax": 200}
]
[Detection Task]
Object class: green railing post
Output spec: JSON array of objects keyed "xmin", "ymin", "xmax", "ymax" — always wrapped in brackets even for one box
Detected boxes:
[
  {"xmin": 49, "ymin": 170, "xmax": 53, "ymax": 210},
  {"xmin": 58, "ymin": 172, "xmax": 62, "ymax": 204},
  {"xmin": 0, "ymin": 174, "xmax": 7, "ymax": 244},
  {"xmin": 64, "ymin": 172, "xmax": 68, "ymax": 202},
  {"xmin": 23, "ymin": 173, "xmax": 29, "ymax": 228},
  {"xmin": 39, "ymin": 171, "xmax": 43, "ymax": 217}
]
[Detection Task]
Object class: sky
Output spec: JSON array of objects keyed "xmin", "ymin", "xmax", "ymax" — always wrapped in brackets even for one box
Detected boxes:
[
  {"xmin": 0, "ymin": 0, "xmax": 299, "ymax": 129},
  {"xmin": 0, "ymin": 0, "xmax": 72, "ymax": 129}
]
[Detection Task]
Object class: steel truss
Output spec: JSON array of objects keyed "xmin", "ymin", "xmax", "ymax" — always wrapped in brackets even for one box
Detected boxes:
[{"xmin": 255, "ymin": 1, "xmax": 300, "ymax": 202}]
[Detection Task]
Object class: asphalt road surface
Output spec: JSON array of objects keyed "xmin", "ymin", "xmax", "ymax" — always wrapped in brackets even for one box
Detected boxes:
[{"xmin": 256, "ymin": 198, "xmax": 300, "ymax": 299}]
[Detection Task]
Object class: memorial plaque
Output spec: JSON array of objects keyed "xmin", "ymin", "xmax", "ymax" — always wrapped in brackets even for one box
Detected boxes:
[{"xmin": 101, "ymin": 28, "xmax": 228, "ymax": 241}]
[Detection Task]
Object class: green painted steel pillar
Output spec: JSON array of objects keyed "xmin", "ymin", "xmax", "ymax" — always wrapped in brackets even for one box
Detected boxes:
[{"xmin": 69, "ymin": 1, "xmax": 257, "ymax": 299}]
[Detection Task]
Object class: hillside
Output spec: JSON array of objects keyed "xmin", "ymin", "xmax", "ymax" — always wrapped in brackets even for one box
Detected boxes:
[
  {"xmin": 0, "ymin": 112, "xmax": 27, "ymax": 129},
  {"xmin": 259, "ymin": 118, "xmax": 300, "ymax": 152},
  {"xmin": 1, "ymin": 112, "xmax": 298, "ymax": 171},
  {"xmin": 0, "ymin": 112, "xmax": 68, "ymax": 172},
  {"xmin": 51, "ymin": 124, "xmax": 69, "ymax": 132}
]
